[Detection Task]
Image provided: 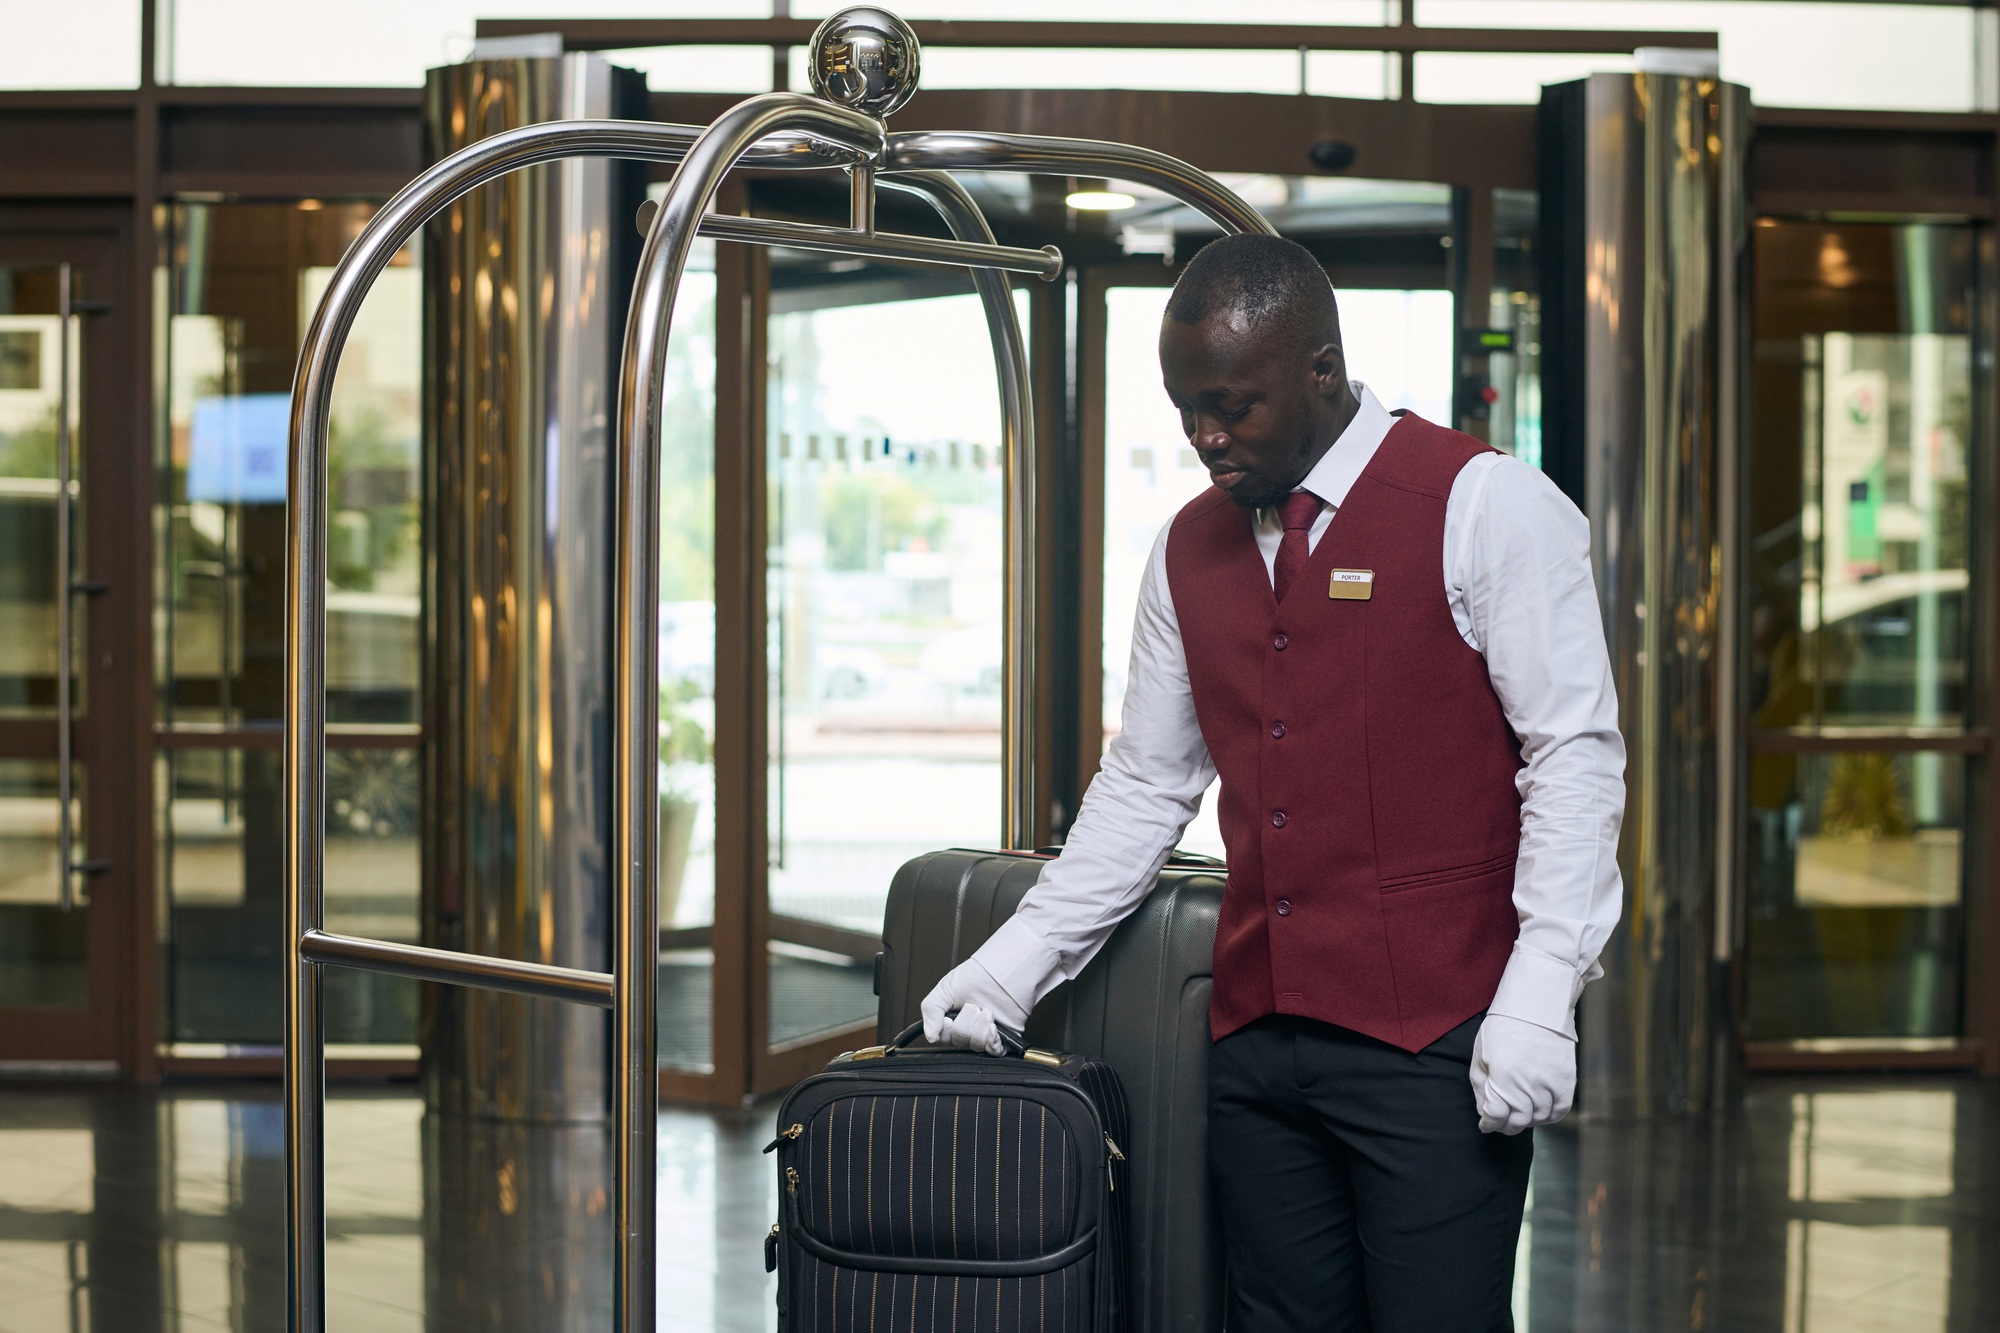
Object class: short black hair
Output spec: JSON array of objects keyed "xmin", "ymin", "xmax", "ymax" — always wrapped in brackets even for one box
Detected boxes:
[{"xmin": 1163, "ymin": 234, "xmax": 1342, "ymax": 352}]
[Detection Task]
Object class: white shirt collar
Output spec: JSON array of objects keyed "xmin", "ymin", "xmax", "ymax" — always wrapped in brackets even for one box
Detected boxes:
[{"xmin": 1259, "ymin": 381, "xmax": 1397, "ymax": 522}]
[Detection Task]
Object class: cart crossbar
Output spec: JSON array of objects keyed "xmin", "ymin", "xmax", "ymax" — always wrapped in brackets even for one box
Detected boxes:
[
  {"xmin": 298, "ymin": 929, "xmax": 616, "ymax": 1008},
  {"xmin": 698, "ymin": 212, "xmax": 1061, "ymax": 278}
]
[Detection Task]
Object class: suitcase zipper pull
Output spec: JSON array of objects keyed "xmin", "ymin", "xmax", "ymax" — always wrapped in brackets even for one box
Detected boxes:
[
  {"xmin": 1104, "ymin": 1135, "xmax": 1125, "ymax": 1192},
  {"xmin": 765, "ymin": 1223, "xmax": 782, "ymax": 1273},
  {"xmin": 1104, "ymin": 1135, "xmax": 1126, "ymax": 1163},
  {"xmin": 763, "ymin": 1123, "xmax": 804, "ymax": 1154},
  {"xmin": 786, "ymin": 1166, "xmax": 800, "ymax": 1196}
]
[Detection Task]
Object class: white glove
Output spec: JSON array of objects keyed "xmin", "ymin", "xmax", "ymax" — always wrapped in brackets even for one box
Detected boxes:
[
  {"xmin": 1470, "ymin": 1013, "xmax": 1576, "ymax": 1135},
  {"xmin": 920, "ymin": 957, "xmax": 1030, "ymax": 1056}
]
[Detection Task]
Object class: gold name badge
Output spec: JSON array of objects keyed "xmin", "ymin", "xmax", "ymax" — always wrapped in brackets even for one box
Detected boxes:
[{"xmin": 1329, "ymin": 569, "xmax": 1374, "ymax": 600}]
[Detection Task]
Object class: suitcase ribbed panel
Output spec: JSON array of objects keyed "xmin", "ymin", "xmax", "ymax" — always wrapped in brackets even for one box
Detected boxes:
[
  {"xmin": 877, "ymin": 851, "xmax": 1228, "ymax": 1333},
  {"xmin": 799, "ymin": 1093, "xmax": 1076, "ymax": 1262},
  {"xmin": 775, "ymin": 1052, "xmax": 1124, "ymax": 1333}
]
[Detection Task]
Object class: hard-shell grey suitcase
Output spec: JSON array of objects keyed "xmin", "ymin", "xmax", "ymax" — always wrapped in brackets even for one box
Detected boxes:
[{"xmin": 875, "ymin": 849, "xmax": 1227, "ymax": 1333}]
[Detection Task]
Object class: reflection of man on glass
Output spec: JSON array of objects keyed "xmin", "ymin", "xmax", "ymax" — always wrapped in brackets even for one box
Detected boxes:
[{"xmin": 923, "ymin": 235, "xmax": 1625, "ymax": 1331}]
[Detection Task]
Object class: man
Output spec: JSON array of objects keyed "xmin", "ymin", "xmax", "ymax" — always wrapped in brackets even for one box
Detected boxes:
[{"xmin": 922, "ymin": 234, "xmax": 1624, "ymax": 1332}]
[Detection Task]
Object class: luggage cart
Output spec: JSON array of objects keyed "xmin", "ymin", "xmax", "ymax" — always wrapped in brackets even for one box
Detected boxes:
[{"xmin": 282, "ymin": 8, "xmax": 1272, "ymax": 1330}]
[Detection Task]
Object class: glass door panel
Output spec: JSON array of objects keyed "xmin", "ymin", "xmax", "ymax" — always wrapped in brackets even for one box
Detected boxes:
[
  {"xmin": 1745, "ymin": 219, "xmax": 1978, "ymax": 1044},
  {"xmin": 0, "ymin": 249, "xmax": 121, "ymax": 1061},
  {"xmin": 0, "ymin": 758, "xmax": 87, "ymax": 1006},
  {"xmin": 765, "ymin": 279, "xmax": 1008, "ymax": 1050},
  {"xmin": 1747, "ymin": 749, "xmax": 1964, "ymax": 1039},
  {"xmin": 0, "ymin": 276, "xmax": 80, "ymax": 718},
  {"xmin": 1097, "ymin": 280, "xmax": 1454, "ymax": 859}
]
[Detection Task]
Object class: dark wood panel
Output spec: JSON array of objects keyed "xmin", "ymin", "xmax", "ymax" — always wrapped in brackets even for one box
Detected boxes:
[
  {"xmin": 162, "ymin": 105, "xmax": 423, "ymax": 191},
  {"xmin": 156, "ymin": 86, "xmax": 423, "ymax": 109},
  {"xmin": 0, "ymin": 110, "xmax": 135, "ymax": 196},
  {"xmin": 1752, "ymin": 125, "xmax": 1992, "ymax": 217},
  {"xmin": 653, "ymin": 89, "xmax": 1539, "ymax": 191},
  {"xmin": 1754, "ymin": 189, "xmax": 1991, "ymax": 221}
]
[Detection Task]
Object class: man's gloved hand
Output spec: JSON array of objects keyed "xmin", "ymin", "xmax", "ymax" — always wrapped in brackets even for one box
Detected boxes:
[
  {"xmin": 1470, "ymin": 1013, "xmax": 1576, "ymax": 1135},
  {"xmin": 920, "ymin": 957, "xmax": 1030, "ymax": 1056}
]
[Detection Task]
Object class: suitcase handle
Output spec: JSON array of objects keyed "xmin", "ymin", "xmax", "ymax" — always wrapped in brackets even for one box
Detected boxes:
[{"xmin": 890, "ymin": 1014, "xmax": 1029, "ymax": 1058}]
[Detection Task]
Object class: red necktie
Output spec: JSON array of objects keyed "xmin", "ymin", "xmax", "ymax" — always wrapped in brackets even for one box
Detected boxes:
[{"xmin": 1271, "ymin": 489, "xmax": 1324, "ymax": 602}]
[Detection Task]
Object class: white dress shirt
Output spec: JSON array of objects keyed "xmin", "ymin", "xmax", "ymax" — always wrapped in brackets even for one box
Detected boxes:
[{"xmin": 973, "ymin": 383, "xmax": 1626, "ymax": 1040}]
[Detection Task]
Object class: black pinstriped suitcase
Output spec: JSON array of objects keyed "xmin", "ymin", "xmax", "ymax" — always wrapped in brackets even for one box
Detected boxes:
[
  {"xmin": 872, "ymin": 849, "xmax": 1227, "ymax": 1333},
  {"xmin": 767, "ymin": 1021, "xmax": 1132, "ymax": 1332}
]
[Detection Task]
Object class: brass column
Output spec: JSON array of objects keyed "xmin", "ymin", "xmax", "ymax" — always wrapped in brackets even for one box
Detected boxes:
[
  {"xmin": 419, "ymin": 53, "xmax": 645, "ymax": 1122},
  {"xmin": 1541, "ymin": 70, "xmax": 1750, "ymax": 1117}
]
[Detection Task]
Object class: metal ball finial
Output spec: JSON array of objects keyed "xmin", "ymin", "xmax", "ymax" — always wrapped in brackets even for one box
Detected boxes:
[{"xmin": 807, "ymin": 7, "xmax": 922, "ymax": 119}]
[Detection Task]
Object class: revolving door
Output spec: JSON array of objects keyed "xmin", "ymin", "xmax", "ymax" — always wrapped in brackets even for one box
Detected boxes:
[{"xmin": 281, "ymin": 9, "xmax": 1272, "ymax": 1329}]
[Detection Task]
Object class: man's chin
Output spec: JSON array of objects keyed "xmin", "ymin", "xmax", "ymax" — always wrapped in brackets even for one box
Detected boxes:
[{"xmin": 1222, "ymin": 483, "xmax": 1283, "ymax": 509}]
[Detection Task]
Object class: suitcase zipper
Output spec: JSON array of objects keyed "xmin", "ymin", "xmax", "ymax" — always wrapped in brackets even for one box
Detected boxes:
[
  {"xmin": 1105, "ymin": 1134, "xmax": 1125, "ymax": 1191},
  {"xmin": 763, "ymin": 1123, "xmax": 804, "ymax": 1153},
  {"xmin": 765, "ymin": 1222, "xmax": 782, "ymax": 1273},
  {"xmin": 786, "ymin": 1166, "xmax": 800, "ymax": 1197}
]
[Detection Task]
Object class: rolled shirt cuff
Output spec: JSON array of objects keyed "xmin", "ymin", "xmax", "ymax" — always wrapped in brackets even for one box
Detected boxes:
[
  {"xmin": 973, "ymin": 914, "xmax": 1067, "ymax": 1014},
  {"xmin": 1486, "ymin": 946, "xmax": 1582, "ymax": 1040}
]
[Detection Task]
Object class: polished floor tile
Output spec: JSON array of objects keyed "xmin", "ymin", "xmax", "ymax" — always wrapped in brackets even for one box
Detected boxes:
[{"xmin": 0, "ymin": 1074, "xmax": 1994, "ymax": 1330}]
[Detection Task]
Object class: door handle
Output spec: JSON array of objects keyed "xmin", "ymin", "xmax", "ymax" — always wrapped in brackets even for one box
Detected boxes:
[{"xmin": 52, "ymin": 265, "xmax": 104, "ymax": 908}]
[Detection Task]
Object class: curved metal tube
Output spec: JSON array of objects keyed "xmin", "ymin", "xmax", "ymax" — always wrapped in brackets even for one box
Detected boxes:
[
  {"xmin": 887, "ymin": 130, "xmax": 1278, "ymax": 237},
  {"xmin": 282, "ymin": 106, "xmax": 884, "ymax": 1333},
  {"xmin": 881, "ymin": 171, "xmax": 1039, "ymax": 847},
  {"xmin": 611, "ymin": 90, "xmax": 886, "ymax": 1333},
  {"xmin": 283, "ymin": 99, "xmax": 1275, "ymax": 1333}
]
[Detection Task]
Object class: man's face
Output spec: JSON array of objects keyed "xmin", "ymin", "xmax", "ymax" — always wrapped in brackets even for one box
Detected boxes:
[{"xmin": 1160, "ymin": 310, "xmax": 1347, "ymax": 510}]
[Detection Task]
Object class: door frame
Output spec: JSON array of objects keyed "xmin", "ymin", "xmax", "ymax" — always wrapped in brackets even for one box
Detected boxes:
[
  {"xmin": 0, "ymin": 208, "xmax": 152, "ymax": 1073},
  {"xmin": 1739, "ymin": 115, "xmax": 2000, "ymax": 1074}
]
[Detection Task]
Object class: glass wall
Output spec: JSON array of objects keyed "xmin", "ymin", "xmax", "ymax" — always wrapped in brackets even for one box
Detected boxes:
[
  {"xmin": 1744, "ymin": 220, "xmax": 1976, "ymax": 1042},
  {"xmin": 0, "ymin": 3, "xmax": 141, "ymax": 89},
  {"xmin": 158, "ymin": 201, "xmax": 421, "ymax": 1048},
  {"xmin": 765, "ymin": 275, "xmax": 1008, "ymax": 1046},
  {"xmin": 1416, "ymin": 1, "xmax": 1984, "ymax": 112},
  {"xmin": 139, "ymin": 0, "xmax": 1986, "ymax": 112}
]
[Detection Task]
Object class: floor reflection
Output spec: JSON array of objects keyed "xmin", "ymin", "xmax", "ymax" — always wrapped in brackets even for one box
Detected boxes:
[{"xmin": 0, "ymin": 1075, "xmax": 1992, "ymax": 1331}]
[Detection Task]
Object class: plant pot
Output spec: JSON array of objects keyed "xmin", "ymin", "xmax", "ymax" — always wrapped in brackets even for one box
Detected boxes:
[{"xmin": 658, "ymin": 793, "xmax": 700, "ymax": 929}]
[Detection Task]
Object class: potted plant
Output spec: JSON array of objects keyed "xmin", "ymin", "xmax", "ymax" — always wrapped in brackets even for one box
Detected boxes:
[{"xmin": 658, "ymin": 677, "xmax": 712, "ymax": 930}]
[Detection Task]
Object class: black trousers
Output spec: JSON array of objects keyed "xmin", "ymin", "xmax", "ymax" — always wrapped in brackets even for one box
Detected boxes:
[{"xmin": 1208, "ymin": 1013, "xmax": 1532, "ymax": 1333}]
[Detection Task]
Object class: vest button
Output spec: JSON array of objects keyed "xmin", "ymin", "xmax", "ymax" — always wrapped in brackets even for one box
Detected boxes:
[
  {"xmin": 1270, "ymin": 721, "xmax": 1286, "ymax": 739},
  {"xmin": 1272, "ymin": 633, "xmax": 1289, "ymax": 651},
  {"xmin": 1270, "ymin": 810, "xmax": 1287, "ymax": 828},
  {"xmin": 1275, "ymin": 899, "xmax": 1293, "ymax": 917}
]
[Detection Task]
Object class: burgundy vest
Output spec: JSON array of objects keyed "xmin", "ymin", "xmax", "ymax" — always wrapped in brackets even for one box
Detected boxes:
[{"xmin": 1164, "ymin": 413, "xmax": 1523, "ymax": 1052}]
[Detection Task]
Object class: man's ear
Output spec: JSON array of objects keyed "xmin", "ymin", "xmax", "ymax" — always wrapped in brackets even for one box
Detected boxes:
[{"xmin": 1308, "ymin": 341, "xmax": 1346, "ymax": 397}]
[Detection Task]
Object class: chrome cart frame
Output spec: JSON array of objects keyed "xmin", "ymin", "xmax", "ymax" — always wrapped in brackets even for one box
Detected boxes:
[{"xmin": 283, "ymin": 9, "xmax": 1272, "ymax": 1330}]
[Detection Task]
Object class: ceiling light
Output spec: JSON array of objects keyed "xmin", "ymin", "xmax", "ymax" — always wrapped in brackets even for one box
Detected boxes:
[{"xmin": 1066, "ymin": 189, "xmax": 1136, "ymax": 212}]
